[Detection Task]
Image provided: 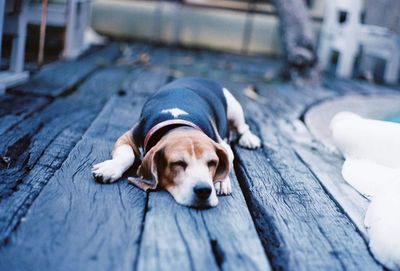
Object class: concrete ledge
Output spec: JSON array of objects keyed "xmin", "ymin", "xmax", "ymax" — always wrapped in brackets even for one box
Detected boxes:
[{"xmin": 305, "ymin": 94, "xmax": 400, "ymax": 151}]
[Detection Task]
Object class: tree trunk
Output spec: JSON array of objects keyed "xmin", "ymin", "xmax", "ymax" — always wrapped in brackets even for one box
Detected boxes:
[{"xmin": 271, "ymin": 0, "xmax": 318, "ymax": 81}]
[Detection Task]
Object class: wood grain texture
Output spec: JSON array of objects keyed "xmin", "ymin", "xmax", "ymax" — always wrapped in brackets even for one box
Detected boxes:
[
  {"xmin": 169, "ymin": 49, "xmax": 376, "ymax": 269},
  {"xmin": 0, "ymin": 94, "xmax": 49, "ymax": 136},
  {"xmin": 293, "ymin": 145, "xmax": 369, "ymax": 239},
  {"xmin": 229, "ymin": 82, "xmax": 381, "ymax": 270},
  {"xmin": 246, "ymin": 82, "xmax": 371, "ymax": 238},
  {"xmin": 166, "ymin": 48, "xmax": 380, "ymax": 270},
  {"xmin": 1, "ymin": 42, "xmax": 396, "ymax": 270},
  {"xmin": 125, "ymin": 46, "xmax": 271, "ymax": 271},
  {"xmin": 137, "ymin": 173, "xmax": 271, "ymax": 271},
  {"xmin": 0, "ymin": 67, "xmax": 129, "ymax": 244},
  {"xmin": 220, "ymin": 78, "xmax": 372, "ymax": 240},
  {"xmin": 0, "ymin": 95, "xmax": 146, "ymax": 271},
  {"xmin": 10, "ymin": 44, "xmax": 121, "ymax": 97},
  {"xmin": 0, "ymin": 66, "xmax": 169, "ymax": 271},
  {"xmin": 234, "ymin": 136, "xmax": 381, "ymax": 271}
]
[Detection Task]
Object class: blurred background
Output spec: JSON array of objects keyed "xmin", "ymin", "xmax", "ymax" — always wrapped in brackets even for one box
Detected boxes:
[{"xmin": 1, "ymin": 0, "xmax": 400, "ymax": 91}]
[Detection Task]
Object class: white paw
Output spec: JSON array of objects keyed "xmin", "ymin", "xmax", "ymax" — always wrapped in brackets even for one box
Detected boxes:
[
  {"xmin": 214, "ymin": 177, "xmax": 232, "ymax": 195},
  {"xmin": 239, "ymin": 131, "xmax": 261, "ymax": 149},
  {"xmin": 92, "ymin": 160, "xmax": 124, "ymax": 183}
]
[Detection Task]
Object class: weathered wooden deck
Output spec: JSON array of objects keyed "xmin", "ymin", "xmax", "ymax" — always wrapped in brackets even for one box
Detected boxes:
[{"xmin": 0, "ymin": 42, "xmax": 398, "ymax": 271}]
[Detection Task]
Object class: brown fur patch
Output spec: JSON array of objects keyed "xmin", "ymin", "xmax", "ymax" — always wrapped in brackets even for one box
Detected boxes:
[
  {"xmin": 113, "ymin": 129, "xmax": 140, "ymax": 159},
  {"xmin": 154, "ymin": 128, "xmax": 229, "ymax": 188}
]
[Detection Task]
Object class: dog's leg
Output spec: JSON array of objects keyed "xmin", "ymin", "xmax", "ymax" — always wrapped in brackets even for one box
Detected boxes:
[
  {"xmin": 92, "ymin": 130, "xmax": 137, "ymax": 183},
  {"xmin": 215, "ymin": 177, "xmax": 232, "ymax": 195},
  {"xmin": 223, "ymin": 88, "xmax": 261, "ymax": 149},
  {"xmin": 215, "ymin": 140, "xmax": 233, "ymax": 195}
]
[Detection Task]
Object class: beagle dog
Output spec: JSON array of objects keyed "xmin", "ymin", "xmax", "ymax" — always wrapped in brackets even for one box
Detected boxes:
[{"xmin": 92, "ymin": 77, "xmax": 261, "ymax": 208}]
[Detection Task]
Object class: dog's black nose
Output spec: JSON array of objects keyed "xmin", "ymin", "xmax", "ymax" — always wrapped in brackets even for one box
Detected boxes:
[{"xmin": 193, "ymin": 183, "xmax": 212, "ymax": 200}]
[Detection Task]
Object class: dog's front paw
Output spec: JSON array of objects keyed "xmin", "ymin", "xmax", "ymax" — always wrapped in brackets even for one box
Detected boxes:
[
  {"xmin": 239, "ymin": 131, "xmax": 261, "ymax": 149},
  {"xmin": 92, "ymin": 160, "xmax": 124, "ymax": 183},
  {"xmin": 214, "ymin": 177, "xmax": 232, "ymax": 195}
]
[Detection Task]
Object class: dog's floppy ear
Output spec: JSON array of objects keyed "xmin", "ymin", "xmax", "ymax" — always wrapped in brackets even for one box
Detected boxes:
[
  {"xmin": 128, "ymin": 142, "xmax": 165, "ymax": 191},
  {"xmin": 213, "ymin": 143, "xmax": 230, "ymax": 181}
]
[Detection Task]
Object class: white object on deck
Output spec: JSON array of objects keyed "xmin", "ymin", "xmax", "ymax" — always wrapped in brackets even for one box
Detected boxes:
[
  {"xmin": 318, "ymin": 0, "xmax": 400, "ymax": 83},
  {"xmin": 331, "ymin": 112, "xmax": 400, "ymax": 270}
]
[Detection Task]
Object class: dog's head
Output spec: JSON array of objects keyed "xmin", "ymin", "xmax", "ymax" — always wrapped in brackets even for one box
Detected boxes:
[{"xmin": 135, "ymin": 128, "xmax": 230, "ymax": 208}]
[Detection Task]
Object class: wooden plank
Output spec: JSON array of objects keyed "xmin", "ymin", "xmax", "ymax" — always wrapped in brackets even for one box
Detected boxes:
[
  {"xmin": 137, "ymin": 174, "xmax": 271, "ymax": 271},
  {"xmin": 291, "ymin": 79, "xmax": 399, "ymax": 240},
  {"xmin": 0, "ymin": 95, "xmax": 146, "ymax": 271},
  {"xmin": 0, "ymin": 67, "xmax": 169, "ymax": 271},
  {"xmin": 122, "ymin": 46, "xmax": 172, "ymax": 96},
  {"xmin": 122, "ymin": 45, "xmax": 271, "ymax": 271},
  {"xmin": 171, "ymin": 43, "xmax": 381, "ymax": 267},
  {"xmin": 168, "ymin": 47, "xmax": 375, "ymax": 249},
  {"xmin": 224, "ymin": 80, "xmax": 372, "ymax": 240},
  {"xmin": 170, "ymin": 48, "xmax": 282, "ymax": 83},
  {"xmin": 9, "ymin": 43, "xmax": 121, "ymax": 97},
  {"xmin": 261, "ymin": 83, "xmax": 371, "ymax": 239},
  {"xmin": 293, "ymin": 79, "xmax": 400, "ymax": 238},
  {"xmin": 0, "ymin": 94, "xmax": 49, "ymax": 135},
  {"xmin": 223, "ymin": 81, "xmax": 382, "ymax": 270},
  {"xmin": 167, "ymin": 50, "xmax": 374, "ymax": 270},
  {"xmin": 293, "ymin": 145, "xmax": 369, "ymax": 239},
  {"xmin": 219, "ymin": 54, "xmax": 282, "ymax": 82},
  {"xmin": 234, "ymin": 132, "xmax": 381, "ymax": 270},
  {"xmin": 1, "ymin": 41, "xmax": 393, "ymax": 270},
  {"xmin": 0, "ymin": 67, "xmax": 130, "ymax": 244},
  {"xmin": 149, "ymin": 47, "xmax": 393, "ymax": 270}
]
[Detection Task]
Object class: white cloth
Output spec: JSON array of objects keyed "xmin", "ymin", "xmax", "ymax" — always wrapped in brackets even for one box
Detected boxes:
[{"xmin": 331, "ymin": 111, "xmax": 400, "ymax": 270}]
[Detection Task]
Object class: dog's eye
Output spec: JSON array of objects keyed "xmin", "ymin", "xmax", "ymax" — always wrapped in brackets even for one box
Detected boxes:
[
  {"xmin": 171, "ymin": 161, "xmax": 187, "ymax": 170},
  {"xmin": 207, "ymin": 160, "xmax": 217, "ymax": 168}
]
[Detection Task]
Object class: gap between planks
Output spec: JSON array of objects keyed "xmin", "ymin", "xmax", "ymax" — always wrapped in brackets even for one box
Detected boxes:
[{"xmin": 0, "ymin": 47, "xmax": 271, "ymax": 271}]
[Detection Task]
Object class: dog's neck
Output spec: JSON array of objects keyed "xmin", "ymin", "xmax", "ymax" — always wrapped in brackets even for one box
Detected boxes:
[{"xmin": 143, "ymin": 120, "xmax": 202, "ymax": 154}]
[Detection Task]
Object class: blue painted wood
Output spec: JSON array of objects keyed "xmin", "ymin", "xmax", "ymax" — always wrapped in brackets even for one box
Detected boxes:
[
  {"xmin": 10, "ymin": 43, "xmax": 121, "ymax": 97},
  {"xmin": 0, "ymin": 94, "xmax": 49, "ymax": 135},
  {"xmin": 168, "ymin": 47, "xmax": 382, "ymax": 270},
  {"xmin": 0, "ymin": 67, "xmax": 163, "ymax": 271},
  {"xmin": 229, "ymin": 82, "xmax": 381, "ymax": 270},
  {"xmin": 1, "ymin": 42, "xmax": 395, "ymax": 271},
  {"xmin": 0, "ymin": 67, "xmax": 130, "ymax": 245},
  {"xmin": 128, "ymin": 46, "xmax": 271, "ymax": 271},
  {"xmin": 0, "ymin": 94, "xmax": 147, "ymax": 271},
  {"xmin": 137, "ymin": 172, "xmax": 271, "ymax": 271}
]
